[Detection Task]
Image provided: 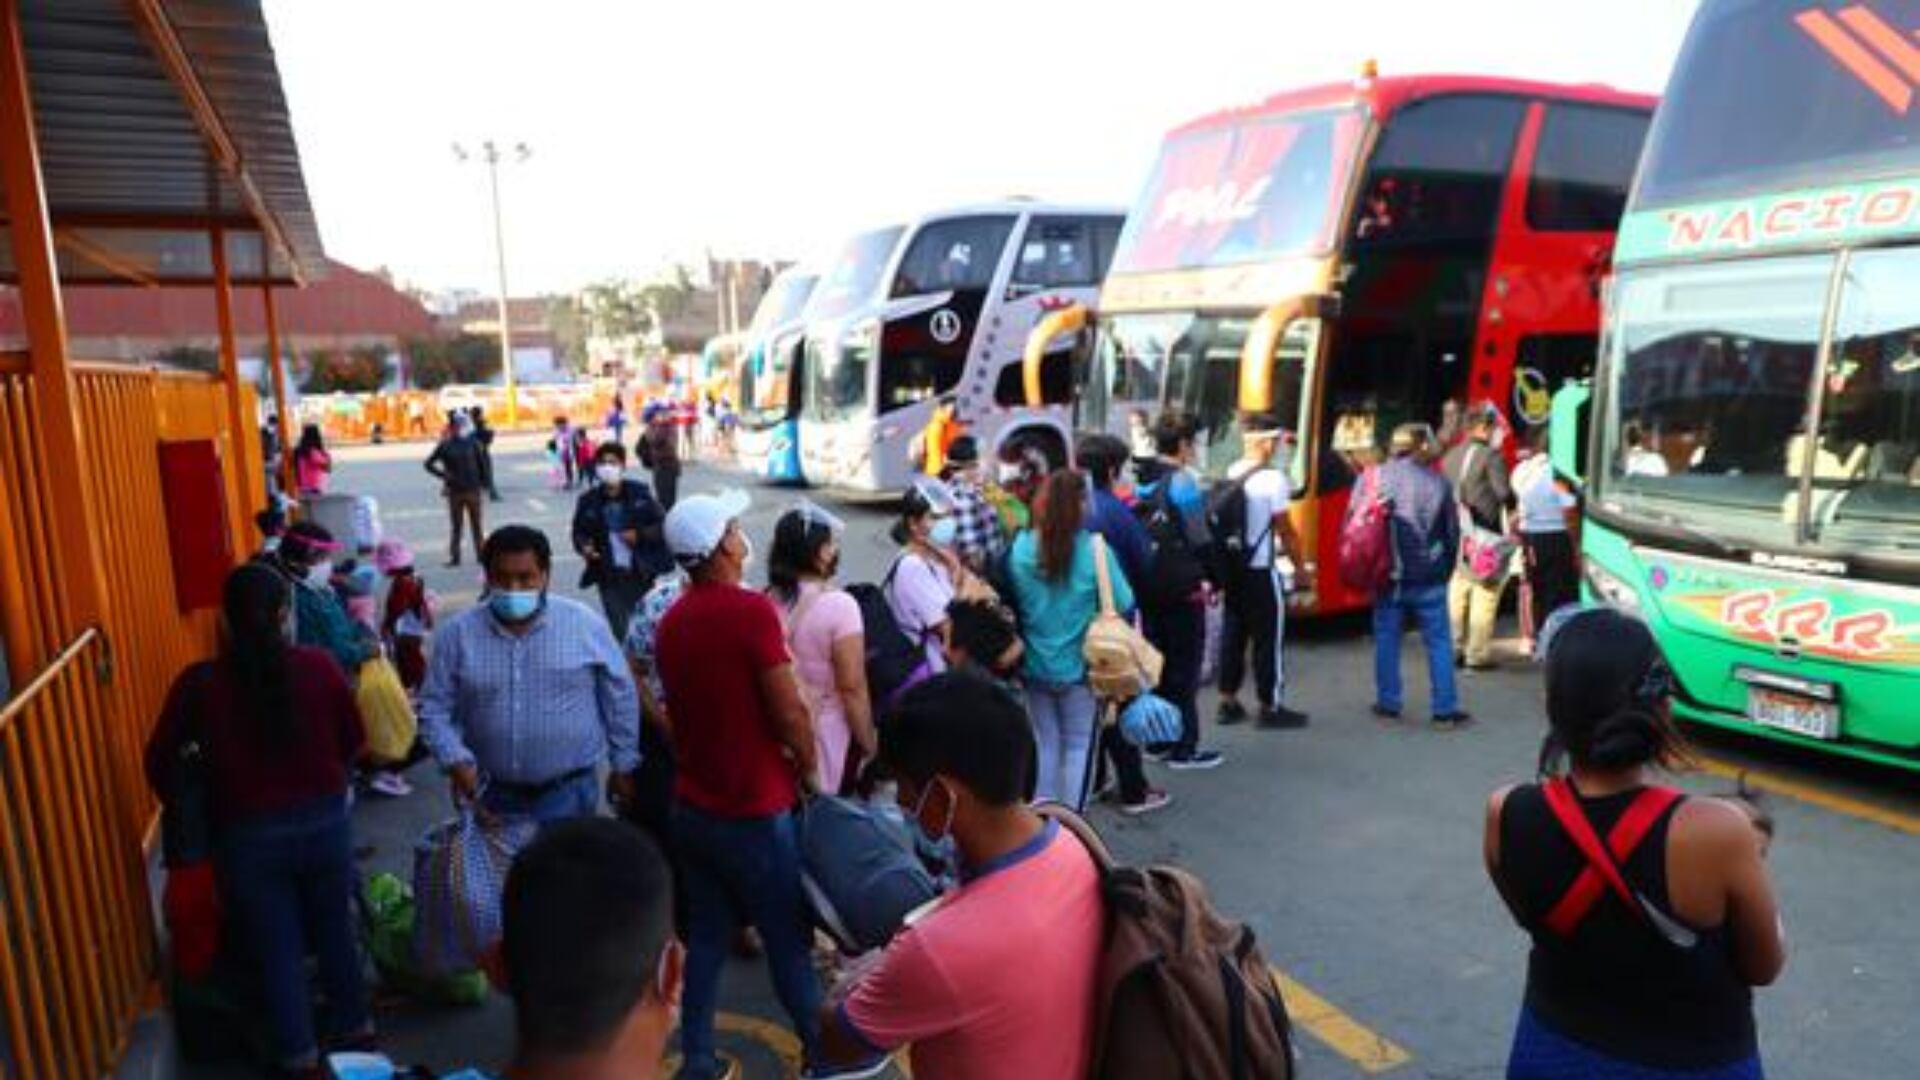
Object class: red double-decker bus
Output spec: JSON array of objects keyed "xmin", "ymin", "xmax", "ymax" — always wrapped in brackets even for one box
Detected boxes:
[{"xmin": 1027, "ymin": 67, "xmax": 1655, "ymax": 615}]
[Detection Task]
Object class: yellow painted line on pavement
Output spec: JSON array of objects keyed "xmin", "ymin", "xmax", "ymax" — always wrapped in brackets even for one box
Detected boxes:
[
  {"xmin": 1272, "ymin": 967, "xmax": 1413, "ymax": 1073},
  {"xmin": 1692, "ymin": 756, "xmax": 1920, "ymax": 836}
]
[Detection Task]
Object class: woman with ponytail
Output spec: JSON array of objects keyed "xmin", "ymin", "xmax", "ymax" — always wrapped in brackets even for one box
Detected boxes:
[
  {"xmin": 1483, "ymin": 607, "xmax": 1785, "ymax": 1079},
  {"xmin": 146, "ymin": 563, "xmax": 373, "ymax": 1077}
]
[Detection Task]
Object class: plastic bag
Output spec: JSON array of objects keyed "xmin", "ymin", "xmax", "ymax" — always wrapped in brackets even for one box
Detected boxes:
[
  {"xmin": 356, "ymin": 657, "xmax": 417, "ymax": 764},
  {"xmin": 361, "ymin": 872, "xmax": 488, "ymax": 1006},
  {"xmin": 1199, "ymin": 592, "xmax": 1224, "ymax": 687},
  {"xmin": 411, "ymin": 810, "xmax": 536, "ymax": 978}
]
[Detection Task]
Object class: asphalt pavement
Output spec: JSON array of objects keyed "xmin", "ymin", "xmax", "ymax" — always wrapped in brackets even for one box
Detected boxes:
[{"xmin": 186, "ymin": 432, "xmax": 1920, "ymax": 1079}]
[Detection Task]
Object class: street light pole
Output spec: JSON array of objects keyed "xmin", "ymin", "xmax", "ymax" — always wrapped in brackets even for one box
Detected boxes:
[{"xmin": 455, "ymin": 139, "xmax": 530, "ymax": 426}]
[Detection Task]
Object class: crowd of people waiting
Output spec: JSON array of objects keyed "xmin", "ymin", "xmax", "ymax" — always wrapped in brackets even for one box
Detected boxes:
[{"xmin": 143, "ymin": 398, "xmax": 1787, "ymax": 1080}]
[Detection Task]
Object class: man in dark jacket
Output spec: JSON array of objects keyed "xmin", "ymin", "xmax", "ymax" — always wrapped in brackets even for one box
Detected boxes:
[
  {"xmin": 469, "ymin": 406, "xmax": 502, "ymax": 502},
  {"xmin": 426, "ymin": 412, "xmax": 490, "ymax": 567},
  {"xmin": 1439, "ymin": 402, "xmax": 1516, "ymax": 670},
  {"xmin": 638, "ymin": 404, "xmax": 682, "ymax": 510},
  {"xmin": 1369, "ymin": 423, "xmax": 1468, "ymax": 727},
  {"xmin": 572, "ymin": 441, "xmax": 670, "ymax": 638}
]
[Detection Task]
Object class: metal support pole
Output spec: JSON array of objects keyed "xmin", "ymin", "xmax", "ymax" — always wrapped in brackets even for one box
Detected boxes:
[
  {"xmin": 485, "ymin": 143, "xmax": 518, "ymax": 427},
  {"xmin": 0, "ymin": 0, "xmax": 106, "ymax": 639},
  {"xmin": 210, "ymin": 226, "xmax": 255, "ymax": 540},
  {"xmin": 261, "ymin": 275, "xmax": 295, "ymax": 496}
]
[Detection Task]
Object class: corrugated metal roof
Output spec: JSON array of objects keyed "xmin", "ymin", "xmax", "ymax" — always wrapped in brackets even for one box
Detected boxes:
[{"xmin": 7, "ymin": 0, "xmax": 323, "ymax": 285}]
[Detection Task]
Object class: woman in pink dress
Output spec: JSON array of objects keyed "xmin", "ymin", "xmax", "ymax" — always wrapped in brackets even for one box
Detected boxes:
[
  {"xmin": 765, "ymin": 502, "xmax": 876, "ymax": 794},
  {"xmin": 293, "ymin": 423, "xmax": 332, "ymax": 496}
]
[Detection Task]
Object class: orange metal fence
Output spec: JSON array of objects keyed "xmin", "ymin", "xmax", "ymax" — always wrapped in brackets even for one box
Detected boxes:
[{"xmin": 0, "ymin": 354, "xmax": 263, "ymax": 1076}]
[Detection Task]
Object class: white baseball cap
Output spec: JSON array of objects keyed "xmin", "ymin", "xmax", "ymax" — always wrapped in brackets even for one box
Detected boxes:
[{"xmin": 665, "ymin": 489, "xmax": 751, "ymax": 565}]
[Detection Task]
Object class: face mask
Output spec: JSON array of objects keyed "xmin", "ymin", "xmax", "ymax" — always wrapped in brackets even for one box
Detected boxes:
[
  {"xmin": 306, "ymin": 561, "xmax": 334, "ymax": 589},
  {"xmin": 909, "ymin": 778, "xmax": 957, "ymax": 847},
  {"xmin": 928, "ymin": 518, "xmax": 958, "ymax": 548},
  {"xmin": 996, "ymin": 463, "xmax": 1023, "ymax": 484},
  {"xmin": 488, "ymin": 589, "xmax": 543, "ymax": 623},
  {"xmin": 596, "ymin": 464, "xmax": 623, "ymax": 486}
]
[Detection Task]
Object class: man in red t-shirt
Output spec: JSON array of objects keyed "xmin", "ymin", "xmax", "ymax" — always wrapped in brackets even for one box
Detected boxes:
[
  {"xmin": 655, "ymin": 490, "xmax": 852, "ymax": 1080},
  {"xmin": 818, "ymin": 671, "xmax": 1104, "ymax": 1080}
]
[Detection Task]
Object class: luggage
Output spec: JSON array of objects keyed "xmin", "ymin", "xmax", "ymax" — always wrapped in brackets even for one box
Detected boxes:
[
  {"xmin": 411, "ymin": 810, "xmax": 537, "ymax": 978},
  {"xmin": 1041, "ymin": 806, "xmax": 1296, "ymax": 1080},
  {"xmin": 1083, "ymin": 537, "xmax": 1163, "ymax": 702},
  {"xmin": 798, "ymin": 795, "xmax": 940, "ymax": 954}
]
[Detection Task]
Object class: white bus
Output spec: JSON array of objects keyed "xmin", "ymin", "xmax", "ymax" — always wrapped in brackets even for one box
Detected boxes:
[
  {"xmin": 733, "ymin": 267, "xmax": 818, "ymax": 484},
  {"xmin": 799, "ymin": 201, "xmax": 1124, "ymax": 492}
]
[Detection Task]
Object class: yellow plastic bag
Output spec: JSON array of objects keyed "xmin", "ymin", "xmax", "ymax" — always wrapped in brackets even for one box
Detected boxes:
[{"xmin": 357, "ymin": 657, "xmax": 418, "ymax": 764}]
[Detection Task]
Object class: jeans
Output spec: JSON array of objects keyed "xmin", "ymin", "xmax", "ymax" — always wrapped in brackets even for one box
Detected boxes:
[
  {"xmin": 1027, "ymin": 680, "xmax": 1099, "ymax": 809},
  {"xmin": 1373, "ymin": 583, "xmax": 1460, "ymax": 717},
  {"xmin": 446, "ymin": 490, "xmax": 484, "ymax": 564},
  {"xmin": 673, "ymin": 803, "xmax": 820, "ymax": 1077},
  {"xmin": 1449, "ymin": 569, "xmax": 1506, "ymax": 667},
  {"xmin": 217, "ymin": 794, "xmax": 368, "ymax": 1068},
  {"xmin": 481, "ymin": 769, "xmax": 599, "ymax": 826},
  {"xmin": 598, "ymin": 572, "xmax": 650, "ymax": 642},
  {"xmin": 1220, "ymin": 564, "xmax": 1286, "ymax": 708},
  {"xmin": 1143, "ymin": 598, "xmax": 1204, "ymax": 755}
]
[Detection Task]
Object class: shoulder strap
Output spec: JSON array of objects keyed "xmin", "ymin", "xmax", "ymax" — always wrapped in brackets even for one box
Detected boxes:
[
  {"xmin": 1034, "ymin": 803, "xmax": 1114, "ymax": 873},
  {"xmin": 1090, "ymin": 535, "xmax": 1116, "ymax": 616},
  {"xmin": 1540, "ymin": 779, "xmax": 1684, "ymax": 937}
]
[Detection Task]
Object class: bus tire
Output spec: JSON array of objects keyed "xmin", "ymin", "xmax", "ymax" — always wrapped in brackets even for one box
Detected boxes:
[{"xmin": 1005, "ymin": 427, "xmax": 1067, "ymax": 472}]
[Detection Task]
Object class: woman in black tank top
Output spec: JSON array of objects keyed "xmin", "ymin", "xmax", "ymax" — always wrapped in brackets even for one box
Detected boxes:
[{"xmin": 1483, "ymin": 608, "xmax": 1786, "ymax": 1079}]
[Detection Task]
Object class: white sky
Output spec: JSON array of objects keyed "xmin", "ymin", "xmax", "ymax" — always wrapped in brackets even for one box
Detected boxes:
[{"xmin": 262, "ymin": 0, "xmax": 1701, "ymax": 296}]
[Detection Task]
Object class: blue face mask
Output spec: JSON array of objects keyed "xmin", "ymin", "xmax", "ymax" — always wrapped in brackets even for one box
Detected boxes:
[
  {"xmin": 928, "ymin": 518, "xmax": 958, "ymax": 548},
  {"xmin": 488, "ymin": 589, "xmax": 544, "ymax": 624}
]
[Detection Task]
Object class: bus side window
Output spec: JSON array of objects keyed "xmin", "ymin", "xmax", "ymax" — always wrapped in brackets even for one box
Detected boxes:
[
  {"xmin": 1011, "ymin": 216, "xmax": 1104, "ymax": 292},
  {"xmin": 1526, "ymin": 104, "xmax": 1650, "ymax": 233},
  {"xmin": 891, "ymin": 216, "xmax": 1016, "ymax": 298}
]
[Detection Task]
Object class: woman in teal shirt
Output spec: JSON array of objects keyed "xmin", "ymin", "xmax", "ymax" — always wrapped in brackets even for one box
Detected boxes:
[{"xmin": 1005, "ymin": 469, "xmax": 1134, "ymax": 809}]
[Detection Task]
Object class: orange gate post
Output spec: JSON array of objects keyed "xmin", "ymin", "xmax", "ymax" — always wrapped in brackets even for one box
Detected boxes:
[{"xmin": 262, "ymin": 252, "xmax": 297, "ymax": 495}]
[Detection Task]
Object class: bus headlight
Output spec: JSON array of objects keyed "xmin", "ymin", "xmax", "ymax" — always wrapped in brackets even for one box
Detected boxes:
[{"xmin": 1584, "ymin": 560, "xmax": 1642, "ymax": 614}]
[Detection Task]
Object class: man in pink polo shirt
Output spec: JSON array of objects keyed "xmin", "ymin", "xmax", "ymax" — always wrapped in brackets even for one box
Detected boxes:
[{"xmin": 817, "ymin": 671, "xmax": 1104, "ymax": 1078}]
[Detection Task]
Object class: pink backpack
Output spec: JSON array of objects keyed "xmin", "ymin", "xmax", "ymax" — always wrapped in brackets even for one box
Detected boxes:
[{"xmin": 1337, "ymin": 466, "xmax": 1394, "ymax": 594}]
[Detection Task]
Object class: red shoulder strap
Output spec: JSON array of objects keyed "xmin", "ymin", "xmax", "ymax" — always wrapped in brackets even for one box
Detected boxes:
[{"xmin": 1540, "ymin": 779, "xmax": 1683, "ymax": 937}]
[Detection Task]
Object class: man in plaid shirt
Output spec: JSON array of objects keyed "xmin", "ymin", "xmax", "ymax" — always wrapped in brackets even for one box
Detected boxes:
[{"xmin": 941, "ymin": 436, "xmax": 1003, "ymax": 574}]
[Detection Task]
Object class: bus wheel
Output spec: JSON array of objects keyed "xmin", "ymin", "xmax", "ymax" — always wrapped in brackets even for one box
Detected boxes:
[{"xmin": 1005, "ymin": 428, "xmax": 1067, "ymax": 472}]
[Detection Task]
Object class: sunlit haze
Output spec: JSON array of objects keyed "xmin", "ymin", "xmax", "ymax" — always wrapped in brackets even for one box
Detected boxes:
[{"xmin": 264, "ymin": 0, "xmax": 1700, "ymax": 294}]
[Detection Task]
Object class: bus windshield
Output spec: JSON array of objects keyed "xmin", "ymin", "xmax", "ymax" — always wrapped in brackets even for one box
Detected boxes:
[
  {"xmin": 1091, "ymin": 313, "xmax": 1313, "ymax": 484},
  {"xmin": 1109, "ymin": 107, "xmax": 1366, "ymax": 275},
  {"xmin": 806, "ymin": 227, "xmax": 904, "ymax": 320},
  {"xmin": 1636, "ymin": 0, "xmax": 1920, "ymax": 209},
  {"xmin": 748, "ymin": 273, "xmax": 817, "ymax": 335},
  {"xmin": 1596, "ymin": 253, "xmax": 1920, "ymax": 554}
]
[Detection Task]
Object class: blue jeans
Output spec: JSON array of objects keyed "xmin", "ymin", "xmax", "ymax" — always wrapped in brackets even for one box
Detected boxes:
[
  {"xmin": 481, "ymin": 769, "xmax": 599, "ymax": 825},
  {"xmin": 1027, "ymin": 680, "xmax": 1099, "ymax": 809},
  {"xmin": 1372, "ymin": 583, "xmax": 1460, "ymax": 716},
  {"xmin": 217, "ymin": 793, "xmax": 369, "ymax": 1067},
  {"xmin": 672, "ymin": 802, "xmax": 820, "ymax": 1077}
]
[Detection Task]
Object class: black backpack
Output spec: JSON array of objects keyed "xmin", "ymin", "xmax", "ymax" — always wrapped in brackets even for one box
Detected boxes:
[
  {"xmin": 1132, "ymin": 484, "xmax": 1209, "ymax": 608},
  {"xmin": 1206, "ymin": 470, "xmax": 1273, "ymax": 578},
  {"xmin": 843, "ymin": 559, "xmax": 937, "ymax": 720}
]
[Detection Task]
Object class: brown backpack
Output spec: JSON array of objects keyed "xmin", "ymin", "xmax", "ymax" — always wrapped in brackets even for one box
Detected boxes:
[{"xmin": 1041, "ymin": 806, "xmax": 1296, "ymax": 1080}]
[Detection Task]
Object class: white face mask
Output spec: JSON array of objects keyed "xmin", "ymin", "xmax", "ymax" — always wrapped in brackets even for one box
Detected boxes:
[
  {"xmin": 596, "ymin": 463, "xmax": 624, "ymax": 486},
  {"xmin": 306, "ymin": 560, "xmax": 334, "ymax": 588}
]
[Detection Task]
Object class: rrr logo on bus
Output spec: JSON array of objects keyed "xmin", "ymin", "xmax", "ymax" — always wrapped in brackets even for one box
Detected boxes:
[{"xmin": 1668, "ymin": 587, "xmax": 1920, "ymax": 665}]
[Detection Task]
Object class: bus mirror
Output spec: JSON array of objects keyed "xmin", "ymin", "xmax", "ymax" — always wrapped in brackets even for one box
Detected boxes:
[
  {"xmin": 1022, "ymin": 303, "xmax": 1090, "ymax": 407},
  {"xmin": 1549, "ymin": 379, "xmax": 1591, "ymax": 488}
]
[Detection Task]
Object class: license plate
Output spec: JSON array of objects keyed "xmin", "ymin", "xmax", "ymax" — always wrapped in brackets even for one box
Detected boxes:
[{"xmin": 1746, "ymin": 687, "xmax": 1839, "ymax": 740}]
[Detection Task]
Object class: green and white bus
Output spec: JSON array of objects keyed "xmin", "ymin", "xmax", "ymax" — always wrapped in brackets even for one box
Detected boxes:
[{"xmin": 1562, "ymin": 0, "xmax": 1920, "ymax": 768}]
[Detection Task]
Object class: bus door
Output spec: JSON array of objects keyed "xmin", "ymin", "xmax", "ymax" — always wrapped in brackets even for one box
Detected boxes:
[{"xmin": 1477, "ymin": 100, "xmax": 1651, "ymax": 436}]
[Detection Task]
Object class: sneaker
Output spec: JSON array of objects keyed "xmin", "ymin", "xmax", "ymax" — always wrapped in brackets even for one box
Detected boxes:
[
  {"xmin": 1092, "ymin": 775, "xmax": 1119, "ymax": 803},
  {"xmin": 1142, "ymin": 745, "xmax": 1173, "ymax": 763},
  {"xmin": 1432, "ymin": 711, "xmax": 1475, "ymax": 730},
  {"xmin": 802, "ymin": 1055, "xmax": 893, "ymax": 1080},
  {"xmin": 1369, "ymin": 703, "xmax": 1402, "ymax": 720},
  {"xmin": 1257, "ymin": 705, "xmax": 1310, "ymax": 730},
  {"xmin": 367, "ymin": 772, "xmax": 412, "ymax": 798},
  {"xmin": 1216, "ymin": 699, "xmax": 1250, "ymax": 726},
  {"xmin": 1118, "ymin": 789, "xmax": 1173, "ymax": 816},
  {"xmin": 1166, "ymin": 749, "xmax": 1225, "ymax": 771}
]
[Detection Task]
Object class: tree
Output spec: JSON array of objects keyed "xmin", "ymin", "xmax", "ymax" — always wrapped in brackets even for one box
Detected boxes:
[
  {"xmin": 301, "ymin": 345, "xmax": 387, "ymax": 394},
  {"xmin": 153, "ymin": 344, "xmax": 219, "ymax": 375},
  {"xmin": 405, "ymin": 334, "xmax": 500, "ymax": 390}
]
